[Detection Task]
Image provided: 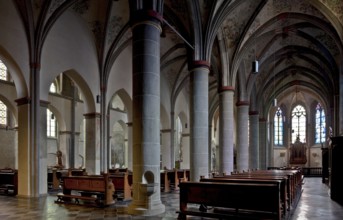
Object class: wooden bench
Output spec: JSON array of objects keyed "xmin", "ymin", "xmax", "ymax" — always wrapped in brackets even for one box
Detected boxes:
[
  {"xmin": 0, "ymin": 168, "xmax": 18, "ymax": 196},
  {"xmin": 201, "ymin": 177, "xmax": 288, "ymax": 216},
  {"xmin": 168, "ymin": 169, "xmax": 188, "ymax": 190},
  {"xmin": 47, "ymin": 168, "xmax": 62, "ymax": 190},
  {"xmin": 55, "ymin": 173, "xmax": 114, "ymax": 206},
  {"xmin": 109, "ymin": 171, "xmax": 132, "ymax": 200},
  {"xmin": 231, "ymin": 169, "xmax": 302, "ymax": 209},
  {"xmin": 160, "ymin": 170, "xmax": 173, "ymax": 192},
  {"xmin": 178, "ymin": 181, "xmax": 282, "ymax": 220}
]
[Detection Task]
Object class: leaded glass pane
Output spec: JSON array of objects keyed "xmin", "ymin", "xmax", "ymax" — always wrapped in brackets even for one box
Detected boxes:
[
  {"xmin": 315, "ymin": 103, "xmax": 326, "ymax": 144},
  {"xmin": 274, "ymin": 107, "xmax": 283, "ymax": 145},
  {"xmin": 0, "ymin": 60, "xmax": 7, "ymax": 81},
  {"xmin": 0, "ymin": 101, "xmax": 7, "ymax": 125},
  {"xmin": 291, "ymin": 105, "xmax": 306, "ymax": 143}
]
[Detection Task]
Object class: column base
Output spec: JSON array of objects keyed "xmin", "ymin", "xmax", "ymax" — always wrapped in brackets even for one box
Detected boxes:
[{"xmin": 128, "ymin": 200, "xmax": 165, "ymax": 216}]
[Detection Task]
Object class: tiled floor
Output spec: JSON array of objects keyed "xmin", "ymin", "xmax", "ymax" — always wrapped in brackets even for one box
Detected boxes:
[{"xmin": 0, "ymin": 178, "xmax": 342, "ymax": 219}]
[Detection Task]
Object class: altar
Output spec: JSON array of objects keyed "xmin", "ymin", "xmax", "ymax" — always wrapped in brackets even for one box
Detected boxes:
[{"xmin": 289, "ymin": 136, "xmax": 307, "ymax": 165}]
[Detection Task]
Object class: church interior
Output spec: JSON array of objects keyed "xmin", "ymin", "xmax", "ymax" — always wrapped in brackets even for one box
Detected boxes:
[{"xmin": 1, "ymin": 0, "xmax": 343, "ymax": 219}]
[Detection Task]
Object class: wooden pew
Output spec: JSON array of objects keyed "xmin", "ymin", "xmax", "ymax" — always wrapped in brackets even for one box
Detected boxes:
[
  {"xmin": 160, "ymin": 170, "xmax": 172, "ymax": 192},
  {"xmin": 56, "ymin": 173, "xmax": 114, "ymax": 206},
  {"xmin": 47, "ymin": 168, "xmax": 61, "ymax": 190},
  {"xmin": 231, "ymin": 169, "xmax": 302, "ymax": 209},
  {"xmin": 201, "ymin": 177, "xmax": 288, "ymax": 216},
  {"xmin": 0, "ymin": 168, "xmax": 18, "ymax": 196},
  {"xmin": 168, "ymin": 169, "xmax": 188, "ymax": 190},
  {"xmin": 109, "ymin": 170, "xmax": 132, "ymax": 200},
  {"xmin": 178, "ymin": 181, "xmax": 282, "ymax": 220}
]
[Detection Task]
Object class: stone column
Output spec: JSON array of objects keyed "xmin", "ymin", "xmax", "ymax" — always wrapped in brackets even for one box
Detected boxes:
[
  {"xmin": 128, "ymin": 10, "xmax": 165, "ymax": 215},
  {"xmin": 339, "ymin": 71, "xmax": 343, "ymax": 134},
  {"xmin": 161, "ymin": 129, "xmax": 172, "ymax": 169},
  {"xmin": 236, "ymin": 101, "xmax": 249, "ymax": 171},
  {"xmin": 249, "ymin": 111, "xmax": 259, "ymax": 170},
  {"xmin": 84, "ymin": 113, "xmax": 101, "ymax": 174},
  {"xmin": 127, "ymin": 122, "xmax": 133, "ymax": 170},
  {"xmin": 180, "ymin": 133, "xmax": 190, "ymax": 169},
  {"xmin": 218, "ymin": 87, "xmax": 234, "ymax": 175},
  {"xmin": 259, "ymin": 118, "xmax": 267, "ymax": 169},
  {"xmin": 190, "ymin": 61, "xmax": 210, "ymax": 181},
  {"xmin": 170, "ymin": 111, "xmax": 175, "ymax": 169},
  {"xmin": 39, "ymin": 101, "xmax": 48, "ymax": 195},
  {"xmin": 16, "ymin": 97, "xmax": 31, "ymax": 196}
]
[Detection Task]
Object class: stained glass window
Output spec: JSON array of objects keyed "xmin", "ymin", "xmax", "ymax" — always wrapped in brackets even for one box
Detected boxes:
[
  {"xmin": 315, "ymin": 103, "xmax": 326, "ymax": 144},
  {"xmin": 0, "ymin": 101, "xmax": 7, "ymax": 125},
  {"xmin": 0, "ymin": 60, "xmax": 7, "ymax": 81},
  {"xmin": 274, "ymin": 107, "xmax": 283, "ymax": 145},
  {"xmin": 47, "ymin": 109, "xmax": 56, "ymax": 137},
  {"xmin": 291, "ymin": 105, "xmax": 306, "ymax": 143}
]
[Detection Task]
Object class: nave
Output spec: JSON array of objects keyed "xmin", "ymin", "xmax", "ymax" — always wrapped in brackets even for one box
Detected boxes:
[{"xmin": 0, "ymin": 178, "xmax": 342, "ymax": 220}]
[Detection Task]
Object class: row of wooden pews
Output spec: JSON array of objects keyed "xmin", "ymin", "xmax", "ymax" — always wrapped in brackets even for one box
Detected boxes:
[
  {"xmin": 161, "ymin": 169, "xmax": 189, "ymax": 192},
  {"xmin": 48, "ymin": 168, "xmax": 87, "ymax": 190},
  {"xmin": 108, "ymin": 168, "xmax": 133, "ymax": 200},
  {"xmin": 55, "ymin": 173, "xmax": 115, "ymax": 206},
  {"xmin": 0, "ymin": 168, "xmax": 18, "ymax": 196},
  {"xmin": 55, "ymin": 168, "xmax": 133, "ymax": 206},
  {"xmin": 177, "ymin": 168, "xmax": 303, "ymax": 220}
]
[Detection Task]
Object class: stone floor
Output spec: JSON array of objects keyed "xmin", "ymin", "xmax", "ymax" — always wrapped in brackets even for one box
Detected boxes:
[{"xmin": 0, "ymin": 177, "xmax": 342, "ymax": 219}]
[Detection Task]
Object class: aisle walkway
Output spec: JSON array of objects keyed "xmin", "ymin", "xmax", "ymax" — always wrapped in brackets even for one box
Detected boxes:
[
  {"xmin": 290, "ymin": 177, "xmax": 343, "ymax": 219},
  {"xmin": 0, "ymin": 177, "xmax": 342, "ymax": 219}
]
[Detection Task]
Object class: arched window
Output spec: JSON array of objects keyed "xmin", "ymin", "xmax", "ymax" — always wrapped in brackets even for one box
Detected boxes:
[
  {"xmin": 291, "ymin": 105, "xmax": 306, "ymax": 143},
  {"xmin": 274, "ymin": 107, "xmax": 283, "ymax": 145},
  {"xmin": 112, "ymin": 94, "xmax": 125, "ymax": 111},
  {"xmin": 47, "ymin": 109, "xmax": 57, "ymax": 137},
  {"xmin": 0, "ymin": 60, "xmax": 8, "ymax": 81},
  {"xmin": 0, "ymin": 101, "xmax": 7, "ymax": 125},
  {"xmin": 315, "ymin": 103, "xmax": 326, "ymax": 144},
  {"xmin": 50, "ymin": 82, "xmax": 57, "ymax": 93}
]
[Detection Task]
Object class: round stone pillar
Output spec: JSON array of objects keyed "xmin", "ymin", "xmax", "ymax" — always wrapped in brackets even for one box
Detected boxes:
[
  {"xmin": 249, "ymin": 111, "xmax": 259, "ymax": 170},
  {"xmin": 128, "ymin": 10, "xmax": 165, "ymax": 216},
  {"xmin": 218, "ymin": 86, "xmax": 234, "ymax": 175},
  {"xmin": 259, "ymin": 118, "xmax": 267, "ymax": 169},
  {"xmin": 236, "ymin": 101, "xmax": 249, "ymax": 171},
  {"xmin": 190, "ymin": 61, "xmax": 210, "ymax": 181}
]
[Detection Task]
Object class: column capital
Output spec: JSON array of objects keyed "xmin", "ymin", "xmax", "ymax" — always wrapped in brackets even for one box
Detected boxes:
[
  {"xmin": 30, "ymin": 62, "xmax": 40, "ymax": 70},
  {"xmin": 131, "ymin": 9, "xmax": 163, "ymax": 30},
  {"xmin": 40, "ymin": 100, "xmax": 50, "ymax": 107},
  {"xmin": 15, "ymin": 97, "xmax": 30, "ymax": 106},
  {"xmin": 189, "ymin": 60, "xmax": 210, "ymax": 71},
  {"xmin": 219, "ymin": 86, "xmax": 235, "ymax": 93},
  {"xmin": 259, "ymin": 118, "xmax": 267, "ymax": 122},
  {"xmin": 236, "ymin": 101, "xmax": 249, "ymax": 106},
  {"xmin": 249, "ymin": 111, "xmax": 259, "ymax": 115},
  {"xmin": 83, "ymin": 112, "xmax": 101, "ymax": 119},
  {"xmin": 126, "ymin": 122, "xmax": 133, "ymax": 127}
]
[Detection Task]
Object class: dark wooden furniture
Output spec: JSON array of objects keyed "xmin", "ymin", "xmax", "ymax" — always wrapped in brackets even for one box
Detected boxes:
[
  {"xmin": 202, "ymin": 177, "xmax": 288, "ymax": 216},
  {"xmin": 0, "ymin": 168, "xmax": 18, "ymax": 196},
  {"xmin": 109, "ymin": 171, "xmax": 132, "ymax": 200},
  {"xmin": 47, "ymin": 168, "xmax": 62, "ymax": 190},
  {"xmin": 178, "ymin": 181, "xmax": 282, "ymax": 220},
  {"xmin": 322, "ymin": 147, "xmax": 329, "ymax": 183},
  {"xmin": 56, "ymin": 173, "xmax": 114, "ymax": 206},
  {"xmin": 330, "ymin": 136, "xmax": 343, "ymax": 204}
]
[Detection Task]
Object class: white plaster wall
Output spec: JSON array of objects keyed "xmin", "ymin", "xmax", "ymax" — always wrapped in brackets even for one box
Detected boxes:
[
  {"xmin": 0, "ymin": 129, "xmax": 17, "ymax": 168},
  {"xmin": 41, "ymin": 11, "xmax": 99, "ymax": 112},
  {"xmin": 0, "ymin": 1, "xmax": 29, "ymax": 97},
  {"xmin": 273, "ymin": 148, "xmax": 288, "ymax": 167},
  {"xmin": 107, "ymin": 46, "xmax": 132, "ymax": 108}
]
